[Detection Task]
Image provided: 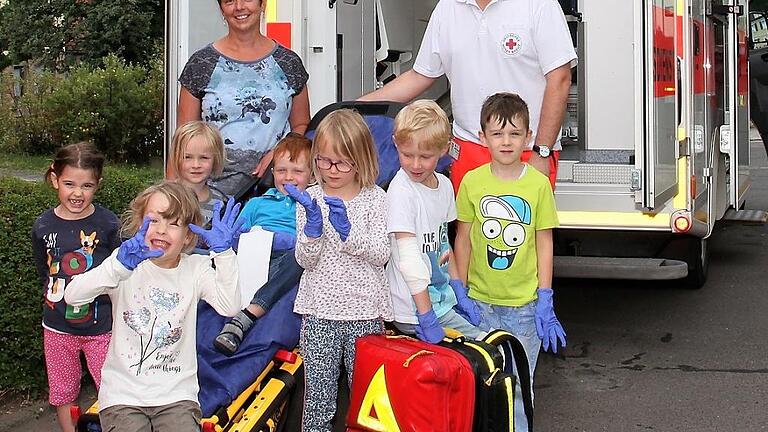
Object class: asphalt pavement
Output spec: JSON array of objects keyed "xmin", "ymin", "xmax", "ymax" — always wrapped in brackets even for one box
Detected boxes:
[{"xmin": 535, "ymin": 137, "xmax": 768, "ymax": 431}]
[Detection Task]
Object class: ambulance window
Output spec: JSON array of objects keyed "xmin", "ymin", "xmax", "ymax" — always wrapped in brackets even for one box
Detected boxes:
[{"xmin": 751, "ymin": 13, "xmax": 768, "ymax": 49}]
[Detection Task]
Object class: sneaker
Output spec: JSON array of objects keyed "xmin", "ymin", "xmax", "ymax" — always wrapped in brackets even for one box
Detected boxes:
[
  {"xmin": 213, "ymin": 311, "xmax": 254, "ymax": 356},
  {"xmin": 214, "ymin": 331, "xmax": 241, "ymax": 356}
]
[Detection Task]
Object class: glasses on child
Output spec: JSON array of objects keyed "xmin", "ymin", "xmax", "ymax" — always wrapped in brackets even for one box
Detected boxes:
[{"xmin": 315, "ymin": 155, "xmax": 355, "ymax": 173}]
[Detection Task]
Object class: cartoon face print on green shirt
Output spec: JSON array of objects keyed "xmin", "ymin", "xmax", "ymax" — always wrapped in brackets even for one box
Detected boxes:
[{"xmin": 479, "ymin": 195, "xmax": 532, "ymax": 270}]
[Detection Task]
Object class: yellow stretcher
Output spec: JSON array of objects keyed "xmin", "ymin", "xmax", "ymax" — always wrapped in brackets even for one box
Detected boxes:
[{"xmin": 72, "ymin": 348, "xmax": 304, "ymax": 432}]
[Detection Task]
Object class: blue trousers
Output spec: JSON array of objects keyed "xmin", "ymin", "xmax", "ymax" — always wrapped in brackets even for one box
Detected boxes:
[
  {"xmin": 477, "ymin": 301, "xmax": 540, "ymax": 432},
  {"xmin": 250, "ymin": 249, "xmax": 303, "ymax": 312}
]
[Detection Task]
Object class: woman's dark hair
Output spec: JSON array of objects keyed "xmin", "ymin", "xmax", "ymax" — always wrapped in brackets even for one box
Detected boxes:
[{"xmin": 44, "ymin": 142, "xmax": 106, "ymax": 184}]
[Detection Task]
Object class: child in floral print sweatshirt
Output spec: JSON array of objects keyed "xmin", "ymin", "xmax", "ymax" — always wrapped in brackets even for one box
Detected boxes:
[{"xmin": 285, "ymin": 109, "xmax": 392, "ymax": 432}]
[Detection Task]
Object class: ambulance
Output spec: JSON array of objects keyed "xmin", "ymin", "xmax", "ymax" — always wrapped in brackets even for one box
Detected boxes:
[{"xmin": 166, "ymin": 0, "xmax": 764, "ymax": 289}]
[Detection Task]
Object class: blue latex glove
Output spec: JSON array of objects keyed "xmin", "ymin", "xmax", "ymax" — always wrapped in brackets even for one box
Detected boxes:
[
  {"xmin": 415, "ymin": 309, "xmax": 445, "ymax": 344},
  {"xmin": 272, "ymin": 231, "xmax": 297, "ymax": 251},
  {"xmin": 230, "ymin": 217, "xmax": 250, "ymax": 253},
  {"xmin": 323, "ymin": 196, "xmax": 351, "ymax": 241},
  {"xmin": 189, "ymin": 198, "xmax": 245, "ymax": 253},
  {"xmin": 117, "ymin": 217, "xmax": 163, "ymax": 270},
  {"xmin": 535, "ymin": 288, "xmax": 567, "ymax": 353},
  {"xmin": 284, "ymin": 184, "xmax": 323, "ymax": 238},
  {"xmin": 449, "ymin": 279, "xmax": 482, "ymax": 326}
]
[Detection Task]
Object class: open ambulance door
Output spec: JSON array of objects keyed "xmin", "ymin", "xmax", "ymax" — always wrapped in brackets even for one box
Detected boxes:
[
  {"xmin": 164, "ymin": 0, "xmax": 227, "ymax": 166},
  {"xmin": 643, "ymin": 0, "xmax": 679, "ymax": 210},
  {"xmin": 719, "ymin": 0, "xmax": 751, "ymax": 208}
]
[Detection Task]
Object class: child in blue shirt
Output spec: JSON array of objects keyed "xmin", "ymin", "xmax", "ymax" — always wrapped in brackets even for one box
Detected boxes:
[{"xmin": 214, "ymin": 133, "xmax": 313, "ymax": 355}]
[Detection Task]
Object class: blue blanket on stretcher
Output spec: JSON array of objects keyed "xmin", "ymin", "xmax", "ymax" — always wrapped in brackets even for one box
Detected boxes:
[{"xmin": 196, "ymin": 287, "xmax": 301, "ymax": 418}]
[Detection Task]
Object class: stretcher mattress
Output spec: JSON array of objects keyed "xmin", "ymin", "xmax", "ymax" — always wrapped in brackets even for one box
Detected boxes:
[{"xmin": 196, "ymin": 287, "xmax": 301, "ymax": 417}]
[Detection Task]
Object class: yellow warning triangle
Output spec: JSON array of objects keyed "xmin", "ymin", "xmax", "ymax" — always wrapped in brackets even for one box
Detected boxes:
[{"xmin": 356, "ymin": 365, "xmax": 401, "ymax": 432}]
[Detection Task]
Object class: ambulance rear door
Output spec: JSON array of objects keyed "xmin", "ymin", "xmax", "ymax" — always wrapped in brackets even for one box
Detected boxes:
[{"xmin": 643, "ymin": 0, "xmax": 679, "ymax": 210}]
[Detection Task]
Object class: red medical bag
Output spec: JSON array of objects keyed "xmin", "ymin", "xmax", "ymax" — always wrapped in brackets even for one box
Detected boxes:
[{"xmin": 346, "ymin": 334, "xmax": 475, "ymax": 432}]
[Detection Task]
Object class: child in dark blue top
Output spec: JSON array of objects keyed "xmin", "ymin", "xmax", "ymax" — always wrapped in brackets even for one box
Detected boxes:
[
  {"xmin": 214, "ymin": 133, "xmax": 312, "ymax": 355},
  {"xmin": 31, "ymin": 142, "xmax": 120, "ymax": 432}
]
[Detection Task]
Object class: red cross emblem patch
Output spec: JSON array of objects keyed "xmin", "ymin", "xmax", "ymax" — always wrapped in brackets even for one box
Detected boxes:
[{"xmin": 502, "ymin": 33, "xmax": 522, "ymax": 56}]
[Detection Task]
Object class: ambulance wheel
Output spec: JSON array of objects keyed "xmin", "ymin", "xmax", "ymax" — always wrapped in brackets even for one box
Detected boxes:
[{"xmin": 682, "ymin": 237, "xmax": 708, "ymax": 289}]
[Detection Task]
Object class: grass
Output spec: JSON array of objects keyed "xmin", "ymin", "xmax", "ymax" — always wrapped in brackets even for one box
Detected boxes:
[
  {"xmin": 0, "ymin": 152, "xmax": 163, "ymax": 179},
  {"xmin": 105, "ymin": 162, "xmax": 164, "ymax": 180},
  {"xmin": 0, "ymin": 154, "xmax": 51, "ymax": 173}
]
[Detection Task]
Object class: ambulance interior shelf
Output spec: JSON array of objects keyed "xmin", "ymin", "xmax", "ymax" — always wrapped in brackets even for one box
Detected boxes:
[{"xmin": 374, "ymin": 0, "xmax": 413, "ymax": 85}]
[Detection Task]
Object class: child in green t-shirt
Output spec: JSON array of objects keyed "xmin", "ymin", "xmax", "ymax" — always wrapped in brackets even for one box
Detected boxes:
[{"xmin": 454, "ymin": 92, "xmax": 567, "ymax": 432}]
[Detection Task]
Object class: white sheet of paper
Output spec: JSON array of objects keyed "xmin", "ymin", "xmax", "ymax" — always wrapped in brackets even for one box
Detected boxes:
[{"xmin": 236, "ymin": 227, "xmax": 273, "ymax": 309}]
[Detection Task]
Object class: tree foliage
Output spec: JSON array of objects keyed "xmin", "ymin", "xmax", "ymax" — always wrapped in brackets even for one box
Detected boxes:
[
  {"xmin": 0, "ymin": 52, "xmax": 164, "ymax": 163},
  {"xmin": 45, "ymin": 54, "xmax": 164, "ymax": 162},
  {"xmin": 0, "ymin": 0, "xmax": 163, "ymax": 70},
  {"xmin": 755, "ymin": 0, "xmax": 768, "ymax": 13}
]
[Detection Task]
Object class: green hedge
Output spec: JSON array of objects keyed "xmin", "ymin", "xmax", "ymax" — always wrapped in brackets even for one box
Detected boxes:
[
  {"xmin": 0, "ymin": 166, "xmax": 161, "ymax": 395},
  {"xmin": 0, "ymin": 69, "xmax": 60, "ymax": 156},
  {"xmin": 0, "ymin": 178, "xmax": 57, "ymax": 395}
]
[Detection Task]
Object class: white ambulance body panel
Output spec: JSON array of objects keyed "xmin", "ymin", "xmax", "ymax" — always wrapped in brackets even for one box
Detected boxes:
[{"xmin": 580, "ymin": 1, "xmax": 638, "ymax": 152}]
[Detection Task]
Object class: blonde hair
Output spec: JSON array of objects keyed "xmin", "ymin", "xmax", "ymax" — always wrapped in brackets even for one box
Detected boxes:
[
  {"xmin": 312, "ymin": 109, "xmax": 379, "ymax": 188},
  {"xmin": 393, "ymin": 100, "xmax": 451, "ymax": 152},
  {"xmin": 121, "ymin": 181, "xmax": 202, "ymax": 253},
  {"xmin": 170, "ymin": 121, "xmax": 226, "ymax": 178}
]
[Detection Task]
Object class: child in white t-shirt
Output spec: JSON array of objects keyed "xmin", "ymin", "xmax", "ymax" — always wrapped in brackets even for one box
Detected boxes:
[{"xmin": 386, "ymin": 100, "xmax": 483, "ymax": 342}]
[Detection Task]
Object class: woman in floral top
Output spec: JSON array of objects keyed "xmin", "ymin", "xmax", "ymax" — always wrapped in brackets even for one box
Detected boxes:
[{"xmin": 177, "ymin": 0, "xmax": 310, "ymax": 196}]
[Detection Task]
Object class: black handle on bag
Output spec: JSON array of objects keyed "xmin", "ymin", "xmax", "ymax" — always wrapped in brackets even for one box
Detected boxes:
[{"xmin": 483, "ymin": 330, "xmax": 535, "ymax": 432}]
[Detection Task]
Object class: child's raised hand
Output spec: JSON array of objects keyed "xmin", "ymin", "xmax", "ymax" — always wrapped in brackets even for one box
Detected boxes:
[
  {"xmin": 230, "ymin": 218, "xmax": 250, "ymax": 253},
  {"xmin": 117, "ymin": 217, "xmax": 163, "ymax": 270},
  {"xmin": 285, "ymin": 184, "xmax": 323, "ymax": 238},
  {"xmin": 323, "ymin": 196, "xmax": 351, "ymax": 241},
  {"xmin": 189, "ymin": 198, "xmax": 245, "ymax": 253},
  {"xmin": 284, "ymin": 184, "xmax": 313, "ymax": 208}
]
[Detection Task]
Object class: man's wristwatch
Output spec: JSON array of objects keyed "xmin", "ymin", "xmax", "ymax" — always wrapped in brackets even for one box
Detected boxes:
[{"xmin": 531, "ymin": 144, "xmax": 551, "ymax": 158}]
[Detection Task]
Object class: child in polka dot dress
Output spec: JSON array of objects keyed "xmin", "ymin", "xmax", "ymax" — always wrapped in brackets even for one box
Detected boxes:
[{"xmin": 285, "ymin": 109, "xmax": 393, "ymax": 432}]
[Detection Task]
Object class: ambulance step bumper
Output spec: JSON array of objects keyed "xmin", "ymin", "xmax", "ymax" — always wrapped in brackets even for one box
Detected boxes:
[
  {"xmin": 722, "ymin": 209, "xmax": 768, "ymax": 224},
  {"xmin": 554, "ymin": 256, "xmax": 688, "ymax": 280}
]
